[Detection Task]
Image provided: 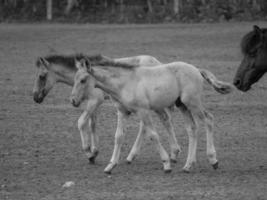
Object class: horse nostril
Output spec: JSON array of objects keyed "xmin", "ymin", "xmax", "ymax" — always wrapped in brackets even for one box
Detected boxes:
[
  {"xmin": 33, "ymin": 93, "xmax": 42, "ymax": 103},
  {"xmin": 234, "ymin": 79, "xmax": 241, "ymax": 87},
  {"xmin": 71, "ymin": 98, "xmax": 79, "ymax": 107},
  {"xmin": 71, "ymin": 98, "xmax": 75, "ymax": 105}
]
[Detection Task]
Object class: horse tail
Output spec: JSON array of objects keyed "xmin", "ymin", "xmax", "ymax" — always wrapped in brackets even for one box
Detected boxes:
[{"xmin": 199, "ymin": 69, "xmax": 233, "ymax": 94}]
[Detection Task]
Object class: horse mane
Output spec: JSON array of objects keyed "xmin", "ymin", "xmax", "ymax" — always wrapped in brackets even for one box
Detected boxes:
[
  {"xmin": 80, "ymin": 54, "xmax": 138, "ymax": 70},
  {"xmin": 38, "ymin": 54, "xmax": 112, "ymax": 70},
  {"xmin": 93, "ymin": 60, "xmax": 138, "ymax": 70},
  {"xmin": 241, "ymin": 28, "xmax": 267, "ymax": 55}
]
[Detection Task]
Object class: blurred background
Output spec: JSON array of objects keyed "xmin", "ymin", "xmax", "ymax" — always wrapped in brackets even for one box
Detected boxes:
[{"xmin": 1, "ymin": 0, "xmax": 267, "ymax": 23}]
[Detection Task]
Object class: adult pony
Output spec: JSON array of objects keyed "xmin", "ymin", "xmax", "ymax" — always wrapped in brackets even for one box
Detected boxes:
[
  {"xmin": 33, "ymin": 54, "xmax": 165, "ymax": 164},
  {"xmin": 233, "ymin": 25, "xmax": 267, "ymax": 91},
  {"xmin": 71, "ymin": 55, "xmax": 232, "ymax": 173}
]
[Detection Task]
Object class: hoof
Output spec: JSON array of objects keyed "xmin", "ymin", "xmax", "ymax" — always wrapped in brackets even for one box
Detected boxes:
[
  {"xmin": 170, "ymin": 159, "xmax": 177, "ymax": 164},
  {"xmin": 182, "ymin": 166, "xmax": 191, "ymax": 173},
  {"xmin": 126, "ymin": 154, "xmax": 136, "ymax": 164},
  {"xmin": 104, "ymin": 163, "xmax": 117, "ymax": 174},
  {"xmin": 88, "ymin": 150, "xmax": 99, "ymax": 164},
  {"xmin": 94, "ymin": 150, "xmax": 99, "ymax": 156},
  {"xmin": 164, "ymin": 168, "xmax": 172, "ymax": 174},
  {"xmin": 88, "ymin": 156, "xmax": 96, "ymax": 164},
  {"xmin": 212, "ymin": 161, "xmax": 219, "ymax": 170},
  {"xmin": 104, "ymin": 170, "xmax": 112, "ymax": 175},
  {"xmin": 182, "ymin": 168, "xmax": 190, "ymax": 173},
  {"xmin": 84, "ymin": 146, "xmax": 91, "ymax": 153}
]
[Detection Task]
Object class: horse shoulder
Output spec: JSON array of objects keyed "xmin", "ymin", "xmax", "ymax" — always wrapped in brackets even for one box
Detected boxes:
[{"xmin": 90, "ymin": 87, "xmax": 105, "ymax": 102}]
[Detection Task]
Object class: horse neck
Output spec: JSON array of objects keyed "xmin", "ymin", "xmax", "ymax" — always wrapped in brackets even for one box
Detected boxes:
[
  {"xmin": 115, "ymin": 56, "xmax": 161, "ymax": 66},
  {"xmin": 91, "ymin": 67, "xmax": 131, "ymax": 97},
  {"xmin": 49, "ymin": 63, "xmax": 77, "ymax": 86}
]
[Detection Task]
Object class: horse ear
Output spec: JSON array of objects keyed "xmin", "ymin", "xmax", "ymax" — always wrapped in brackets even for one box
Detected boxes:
[
  {"xmin": 75, "ymin": 59, "xmax": 83, "ymax": 70},
  {"xmin": 253, "ymin": 25, "xmax": 261, "ymax": 31},
  {"xmin": 83, "ymin": 58, "xmax": 92, "ymax": 73},
  {"xmin": 253, "ymin": 25, "xmax": 263, "ymax": 36},
  {"xmin": 37, "ymin": 57, "xmax": 49, "ymax": 69}
]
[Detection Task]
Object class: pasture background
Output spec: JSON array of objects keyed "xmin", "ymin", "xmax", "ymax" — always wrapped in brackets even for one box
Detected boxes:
[{"xmin": 0, "ymin": 22, "xmax": 267, "ymax": 200}]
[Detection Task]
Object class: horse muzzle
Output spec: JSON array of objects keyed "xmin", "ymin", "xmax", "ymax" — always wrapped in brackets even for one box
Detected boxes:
[
  {"xmin": 70, "ymin": 98, "xmax": 80, "ymax": 107},
  {"xmin": 33, "ymin": 92, "xmax": 45, "ymax": 103},
  {"xmin": 233, "ymin": 78, "xmax": 251, "ymax": 92}
]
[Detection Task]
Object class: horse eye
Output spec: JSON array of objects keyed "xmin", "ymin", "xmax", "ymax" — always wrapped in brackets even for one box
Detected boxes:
[
  {"xmin": 248, "ymin": 51, "xmax": 257, "ymax": 58},
  {"xmin": 39, "ymin": 74, "xmax": 46, "ymax": 80},
  {"xmin": 80, "ymin": 79, "xmax": 86, "ymax": 84}
]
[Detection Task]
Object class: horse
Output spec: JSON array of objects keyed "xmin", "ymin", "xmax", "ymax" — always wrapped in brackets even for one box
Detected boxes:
[
  {"xmin": 70, "ymin": 55, "xmax": 181, "ymax": 174},
  {"xmin": 233, "ymin": 25, "xmax": 267, "ymax": 91},
  {"xmin": 33, "ymin": 54, "xmax": 171, "ymax": 165},
  {"xmin": 71, "ymin": 55, "xmax": 233, "ymax": 173}
]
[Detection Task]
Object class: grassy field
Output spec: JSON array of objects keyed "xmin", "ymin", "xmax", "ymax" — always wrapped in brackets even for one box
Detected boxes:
[{"xmin": 0, "ymin": 22, "xmax": 267, "ymax": 200}]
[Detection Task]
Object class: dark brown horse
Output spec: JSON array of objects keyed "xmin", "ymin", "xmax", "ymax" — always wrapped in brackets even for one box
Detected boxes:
[{"xmin": 233, "ymin": 25, "xmax": 267, "ymax": 91}]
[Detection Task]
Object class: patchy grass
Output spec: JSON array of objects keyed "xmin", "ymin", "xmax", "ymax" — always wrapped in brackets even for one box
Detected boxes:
[{"xmin": 0, "ymin": 22, "xmax": 267, "ymax": 200}]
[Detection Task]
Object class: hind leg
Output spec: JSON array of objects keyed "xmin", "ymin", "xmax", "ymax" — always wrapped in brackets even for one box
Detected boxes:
[
  {"xmin": 156, "ymin": 109, "xmax": 181, "ymax": 163},
  {"xmin": 179, "ymin": 105, "xmax": 199, "ymax": 172},
  {"xmin": 182, "ymin": 94, "xmax": 218, "ymax": 171},
  {"xmin": 192, "ymin": 108, "xmax": 218, "ymax": 170},
  {"xmin": 203, "ymin": 110, "xmax": 218, "ymax": 169}
]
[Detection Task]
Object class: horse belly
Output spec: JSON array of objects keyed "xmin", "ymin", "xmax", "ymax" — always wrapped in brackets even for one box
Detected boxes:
[{"xmin": 145, "ymin": 77, "xmax": 179, "ymax": 109}]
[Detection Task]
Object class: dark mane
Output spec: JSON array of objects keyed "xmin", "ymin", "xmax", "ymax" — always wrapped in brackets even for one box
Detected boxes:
[
  {"xmin": 92, "ymin": 60, "xmax": 138, "ymax": 70},
  {"xmin": 44, "ymin": 55, "xmax": 77, "ymax": 70},
  {"xmin": 78, "ymin": 54, "xmax": 137, "ymax": 70},
  {"xmin": 75, "ymin": 54, "xmax": 137, "ymax": 70},
  {"xmin": 39, "ymin": 54, "xmax": 111, "ymax": 70},
  {"xmin": 241, "ymin": 28, "xmax": 267, "ymax": 55}
]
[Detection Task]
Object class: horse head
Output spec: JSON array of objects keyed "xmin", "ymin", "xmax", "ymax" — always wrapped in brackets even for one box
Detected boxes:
[
  {"xmin": 70, "ymin": 56, "xmax": 93, "ymax": 107},
  {"xmin": 233, "ymin": 25, "xmax": 267, "ymax": 91},
  {"xmin": 33, "ymin": 57, "xmax": 56, "ymax": 103}
]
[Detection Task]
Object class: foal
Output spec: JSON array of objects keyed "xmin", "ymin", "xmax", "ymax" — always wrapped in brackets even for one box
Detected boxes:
[
  {"xmin": 33, "ymin": 54, "xmax": 166, "ymax": 163},
  {"xmin": 71, "ymin": 56, "xmax": 232, "ymax": 173}
]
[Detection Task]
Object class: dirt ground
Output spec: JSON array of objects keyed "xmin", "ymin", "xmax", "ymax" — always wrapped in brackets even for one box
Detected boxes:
[{"xmin": 0, "ymin": 22, "xmax": 267, "ymax": 200}]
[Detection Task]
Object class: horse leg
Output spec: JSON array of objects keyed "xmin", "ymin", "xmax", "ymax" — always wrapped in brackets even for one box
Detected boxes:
[
  {"xmin": 126, "ymin": 121, "xmax": 145, "ymax": 163},
  {"xmin": 78, "ymin": 98, "xmax": 100, "ymax": 163},
  {"xmin": 182, "ymin": 95, "xmax": 218, "ymax": 171},
  {"xmin": 141, "ymin": 112, "xmax": 171, "ymax": 173},
  {"xmin": 104, "ymin": 110, "xmax": 127, "ymax": 174},
  {"xmin": 87, "ymin": 111, "xmax": 99, "ymax": 164},
  {"xmin": 78, "ymin": 110, "xmax": 91, "ymax": 159},
  {"xmin": 179, "ymin": 105, "xmax": 199, "ymax": 172},
  {"xmin": 186, "ymin": 100, "xmax": 218, "ymax": 170},
  {"xmin": 156, "ymin": 109, "xmax": 181, "ymax": 163},
  {"xmin": 203, "ymin": 110, "xmax": 218, "ymax": 169}
]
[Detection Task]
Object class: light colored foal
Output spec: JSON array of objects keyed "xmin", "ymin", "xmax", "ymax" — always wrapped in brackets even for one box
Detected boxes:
[
  {"xmin": 71, "ymin": 57, "xmax": 232, "ymax": 173},
  {"xmin": 71, "ymin": 55, "xmax": 180, "ymax": 173}
]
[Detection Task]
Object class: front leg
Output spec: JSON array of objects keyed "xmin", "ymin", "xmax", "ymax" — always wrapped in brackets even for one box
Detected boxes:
[
  {"xmin": 78, "ymin": 98, "xmax": 101, "ymax": 163},
  {"xmin": 126, "ymin": 121, "xmax": 145, "ymax": 163},
  {"xmin": 77, "ymin": 109, "xmax": 91, "ymax": 159},
  {"xmin": 87, "ymin": 112, "xmax": 99, "ymax": 164},
  {"xmin": 104, "ymin": 110, "xmax": 127, "ymax": 174},
  {"xmin": 140, "ymin": 111, "xmax": 171, "ymax": 173}
]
